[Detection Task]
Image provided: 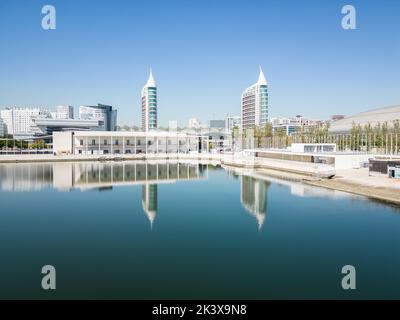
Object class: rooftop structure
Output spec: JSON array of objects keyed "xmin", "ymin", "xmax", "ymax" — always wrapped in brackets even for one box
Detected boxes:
[
  {"xmin": 329, "ymin": 105, "xmax": 400, "ymax": 133},
  {"xmin": 79, "ymin": 104, "xmax": 117, "ymax": 131},
  {"xmin": 188, "ymin": 118, "xmax": 202, "ymax": 130},
  {"xmin": 209, "ymin": 119, "xmax": 226, "ymax": 129},
  {"xmin": 33, "ymin": 118, "xmax": 102, "ymax": 135}
]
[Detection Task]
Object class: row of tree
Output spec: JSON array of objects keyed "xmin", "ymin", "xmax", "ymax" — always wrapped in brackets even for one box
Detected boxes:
[
  {"xmin": 233, "ymin": 120, "xmax": 400, "ymax": 152},
  {"xmin": 0, "ymin": 138, "xmax": 48, "ymax": 149},
  {"xmin": 350, "ymin": 120, "xmax": 400, "ymax": 136},
  {"xmin": 236, "ymin": 120, "xmax": 400, "ymax": 139}
]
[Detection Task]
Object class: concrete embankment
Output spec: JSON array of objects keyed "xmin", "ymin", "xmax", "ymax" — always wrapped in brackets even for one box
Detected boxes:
[
  {"xmin": 222, "ymin": 157, "xmax": 400, "ymax": 206},
  {"xmin": 220, "ymin": 156, "xmax": 335, "ymax": 178},
  {"xmin": 304, "ymin": 179, "xmax": 400, "ymax": 205},
  {"xmin": 303, "ymin": 170, "xmax": 400, "ymax": 205}
]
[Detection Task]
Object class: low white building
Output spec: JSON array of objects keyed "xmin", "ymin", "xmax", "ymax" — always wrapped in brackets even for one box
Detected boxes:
[
  {"xmin": 53, "ymin": 131, "xmax": 211, "ymax": 155},
  {"xmin": 290, "ymin": 143, "xmax": 337, "ymax": 153},
  {"xmin": 0, "ymin": 118, "xmax": 5, "ymax": 137}
]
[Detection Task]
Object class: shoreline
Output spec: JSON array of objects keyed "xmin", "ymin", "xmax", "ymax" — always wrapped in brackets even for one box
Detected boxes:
[
  {"xmin": 249, "ymin": 166, "xmax": 400, "ymax": 206},
  {"xmin": 0, "ymin": 153, "xmax": 223, "ymax": 164},
  {"xmin": 303, "ymin": 176, "xmax": 400, "ymax": 206},
  {"xmin": 1, "ymin": 153, "xmax": 399, "ymax": 206}
]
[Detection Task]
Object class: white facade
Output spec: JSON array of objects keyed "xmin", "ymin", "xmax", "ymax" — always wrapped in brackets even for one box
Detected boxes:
[
  {"xmin": 0, "ymin": 118, "xmax": 5, "ymax": 137},
  {"xmin": 141, "ymin": 69, "xmax": 157, "ymax": 132},
  {"xmin": 241, "ymin": 67, "xmax": 269, "ymax": 131},
  {"xmin": 270, "ymin": 116, "xmax": 323, "ymax": 135},
  {"xmin": 290, "ymin": 143, "xmax": 337, "ymax": 153},
  {"xmin": 168, "ymin": 120, "xmax": 178, "ymax": 132},
  {"xmin": 226, "ymin": 115, "xmax": 241, "ymax": 132},
  {"xmin": 188, "ymin": 118, "xmax": 202, "ymax": 129},
  {"xmin": 79, "ymin": 104, "xmax": 117, "ymax": 131},
  {"xmin": 0, "ymin": 109, "xmax": 12, "ymax": 135},
  {"xmin": 53, "ymin": 131, "xmax": 209, "ymax": 156},
  {"xmin": 55, "ymin": 105, "xmax": 74, "ymax": 119},
  {"xmin": 0, "ymin": 107, "xmax": 49, "ymax": 137}
]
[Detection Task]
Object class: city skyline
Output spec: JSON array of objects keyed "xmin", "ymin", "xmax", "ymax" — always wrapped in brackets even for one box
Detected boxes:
[{"xmin": 1, "ymin": 0, "xmax": 399, "ymax": 127}]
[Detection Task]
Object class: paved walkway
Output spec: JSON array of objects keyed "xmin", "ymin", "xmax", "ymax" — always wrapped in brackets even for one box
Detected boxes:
[
  {"xmin": 305, "ymin": 168, "xmax": 400, "ymax": 205},
  {"xmin": 336, "ymin": 168, "xmax": 400, "ymax": 190}
]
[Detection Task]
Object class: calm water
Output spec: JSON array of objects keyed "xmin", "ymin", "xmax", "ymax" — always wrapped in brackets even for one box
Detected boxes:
[{"xmin": 0, "ymin": 161, "xmax": 399, "ymax": 299}]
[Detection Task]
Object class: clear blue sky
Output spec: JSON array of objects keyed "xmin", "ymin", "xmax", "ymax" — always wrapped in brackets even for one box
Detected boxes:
[{"xmin": 0, "ymin": 0, "xmax": 399, "ymax": 127}]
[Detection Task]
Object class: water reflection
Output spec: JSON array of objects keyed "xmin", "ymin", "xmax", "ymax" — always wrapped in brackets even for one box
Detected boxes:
[
  {"xmin": 0, "ymin": 161, "xmax": 370, "ymax": 231},
  {"xmin": 241, "ymin": 176, "xmax": 270, "ymax": 230},
  {"xmin": 0, "ymin": 161, "xmax": 206, "ymax": 191},
  {"xmin": 142, "ymin": 184, "xmax": 158, "ymax": 229},
  {"xmin": 225, "ymin": 166, "xmax": 361, "ymax": 200},
  {"xmin": 0, "ymin": 161, "xmax": 209, "ymax": 229}
]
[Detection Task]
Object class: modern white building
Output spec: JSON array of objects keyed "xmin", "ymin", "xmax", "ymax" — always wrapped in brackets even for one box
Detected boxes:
[
  {"xmin": 53, "ymin": 131, "xmax": 211, "ymax": 155},
  {"xmin": 270, "ymin": 117, "xmax": 302, "ymax": 135},
  {"xmin": 241, "ymin": 67, "xmax": 269, "ymax": 131},
  {"xmin": 141, "ymin": 69, "xmax": 157, "ymax": 132},
  {"xmin": 0, "ymin": 107, "xmax": 50, "ymax": 138},
  {"xmin": 55, "ymin": 105, "xmax": 74, "ymax": 119},
  {"xmin": 226, "ymin": 115, "xmax": 241, "ymax": 132},
  {"xmin": 0, "ymin": 118, "xmax": 5, "ymax": 137},
  {"xmin": 270, "ymin": 116, "xmax": 323, "ymax": 135},
  {"xmin": 33, "ymin": 118, "xmax": 103, "ymax": 135},
  {"xmin": 79, "ymin": 104, "xmax": 117, "ymax": 131},
  {"xmin": 188, "ymin": 118, "xmax": 202, "ymax": 129},
  {"xmin": 329, "ymin": 104, "xmax": 400, "ymax": 133},
  {"xmin": 0, "ymin": 105, "xmax": 116, "ymax": 138}
]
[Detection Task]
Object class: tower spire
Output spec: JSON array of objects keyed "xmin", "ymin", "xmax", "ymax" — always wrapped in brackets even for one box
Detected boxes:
[
  {"xmin": 145, "ymin": 68, "xmax": 156, "ymax": 87},
  {"xmin": 257, "ymin": 66, "xmax": 267, "ymax": 85}
]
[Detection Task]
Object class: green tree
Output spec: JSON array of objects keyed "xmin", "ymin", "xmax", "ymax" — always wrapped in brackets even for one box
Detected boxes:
[
  {"xmin": 29, "ymin": 140, "xmax": 47, "ymax": 150},
  {"xmin": 263, "ymin": 123, "xmax": 273, "ymax": 138}
]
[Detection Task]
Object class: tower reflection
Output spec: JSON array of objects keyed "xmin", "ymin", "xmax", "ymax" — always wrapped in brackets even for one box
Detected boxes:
[
  {"xmin": 240, "ymin": 175, "xmax": 270, "ymax": 231},
  {"xmin": 0, "ymin": 161, "xmax": 360, "ymax": 232},
  {"xmin": 142, "ymin": 184, "xmax": 158, "ymax": 229}
]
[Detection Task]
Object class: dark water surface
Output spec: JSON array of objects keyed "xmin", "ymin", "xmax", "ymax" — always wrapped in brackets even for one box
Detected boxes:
[{"xmin": 0, "ymin": 161, "xmax": 399, "ymax": 299}]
